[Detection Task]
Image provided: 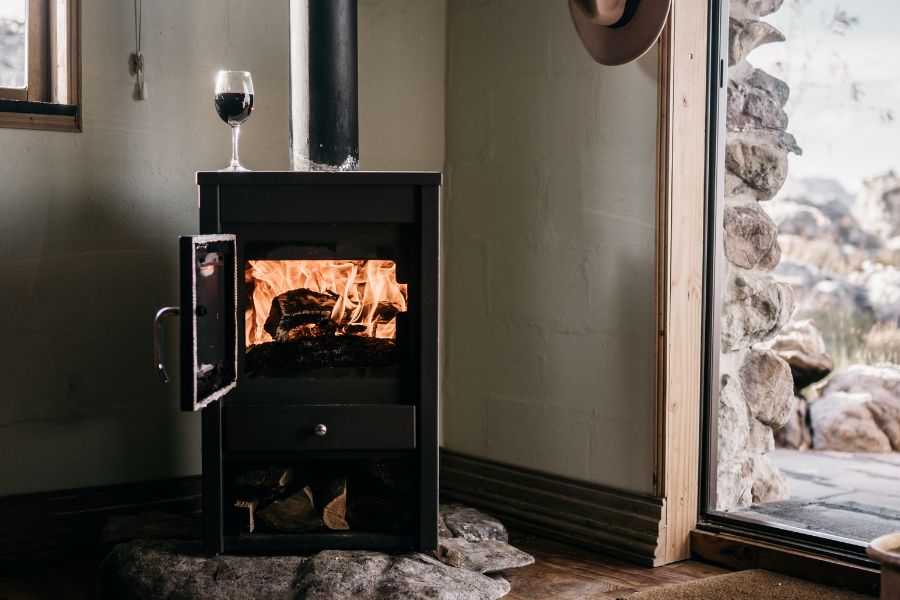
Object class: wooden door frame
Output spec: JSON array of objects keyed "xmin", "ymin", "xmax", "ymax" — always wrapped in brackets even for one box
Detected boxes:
[{"xmin": 652, "ymin": 0, "xmax": 722, "ymax": 564}]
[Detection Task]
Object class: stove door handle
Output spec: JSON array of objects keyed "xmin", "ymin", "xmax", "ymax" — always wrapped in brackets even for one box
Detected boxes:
[{"xmin": 154, "ymin": 306, "xmax": 180, "ymax": 383}]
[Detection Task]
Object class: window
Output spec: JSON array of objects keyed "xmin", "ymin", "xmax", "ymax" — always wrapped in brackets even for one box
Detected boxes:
[{"xmin": 0, "ymin": 0, "xmax": 80, "ymax": 132}]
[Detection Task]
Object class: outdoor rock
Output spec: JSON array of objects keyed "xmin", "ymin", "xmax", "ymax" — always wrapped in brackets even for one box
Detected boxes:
[
  {"xmin": 774, "ymin": 396, "xmax": 812, "ymax": 450},
  {"xmin": 293, "ymin": 550, "xmax": 510, "ymax": 600},
  {"xmin": 853, "ymin": 172, "xmax": 900, "ymax": 241},
  {"xmin": 809, "ymin": 391, "xmax": 893, "ymax": 453},
  {"xmin": 751, "ymin": 455, "xmax": 789, "ymax": 503},
  {"xmin": 821, "ymin": 364, "xmax": 900, "ymax": 449},
  {"xmin": 764, "ymin": 319, "xmax": 834, "ymax": 390},
  {"xmin": 724, "ymin": 200, "xmax": 781, "ymax": 270},
  {"xmin": 725, "ymin": 137, "xmax": 790, "ymax": 200},
  {"xmin": 729, "ymin": 19, "xmax": 784, "ymax": 66},
  {"xmin": 721, "ymin": 271, "xmax": 794, "ymax": 352},
  {"xmin": 440, "ymin": 504, "xmax": 508, "ymax": 543},
  {"xmin": 435, "ymin": 538, "xmax": 534, "ymax": 574},
  {"xmin": 716, "ymin": 375, "xmax": 753, "ymax": 510}
]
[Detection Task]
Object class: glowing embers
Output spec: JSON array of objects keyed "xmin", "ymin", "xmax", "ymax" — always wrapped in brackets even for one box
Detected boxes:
[{"xmin": 244, "ymin": 260, "xmax": 408, "ymax": 373}]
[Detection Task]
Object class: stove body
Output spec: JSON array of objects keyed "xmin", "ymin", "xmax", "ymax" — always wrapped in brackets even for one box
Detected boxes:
[{"xmin": 180, "ymin": 171, "xmax": 439, "ymax": 554}]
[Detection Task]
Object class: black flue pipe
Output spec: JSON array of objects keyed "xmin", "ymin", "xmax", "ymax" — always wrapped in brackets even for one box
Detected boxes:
[{"xmin": 289, "ymin": 0, "xmax": 359, "ymax": 171}]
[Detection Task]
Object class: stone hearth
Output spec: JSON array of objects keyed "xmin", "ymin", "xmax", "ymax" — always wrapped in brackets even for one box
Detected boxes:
[{"xmin": 97, "ymin": 505, "xmax": 534, "ymax": 600}]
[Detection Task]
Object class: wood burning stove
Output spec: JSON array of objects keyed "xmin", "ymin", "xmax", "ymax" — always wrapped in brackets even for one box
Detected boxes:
[{"xmin": 155, "ymin": 171, "xmax": 439, "ymax": 554}]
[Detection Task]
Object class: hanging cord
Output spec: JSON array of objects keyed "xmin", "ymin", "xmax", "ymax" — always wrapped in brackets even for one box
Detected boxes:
[{"xmin": 129, "ymin": 0, "xmax": 146, "ymax": 99}]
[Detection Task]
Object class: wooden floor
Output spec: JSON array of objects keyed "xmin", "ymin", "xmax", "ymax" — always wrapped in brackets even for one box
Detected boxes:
[
  {"xmin": 505, "ymin": 532, "xmax": 728, "ymax": 599},
  {"xmin": 0, "ymin": 535, "xmax": 727, "ymax": 600}
]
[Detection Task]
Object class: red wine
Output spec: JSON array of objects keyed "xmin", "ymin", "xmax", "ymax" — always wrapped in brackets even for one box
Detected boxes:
[{"xmin": 214, "ymin": 92, "xmax": 253, "ymax": 125}]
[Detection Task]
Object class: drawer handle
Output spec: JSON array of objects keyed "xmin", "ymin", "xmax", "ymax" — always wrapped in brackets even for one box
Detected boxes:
[{"xmin": 314, "ymin": 424, "xmax": 327, "ymax": 437}]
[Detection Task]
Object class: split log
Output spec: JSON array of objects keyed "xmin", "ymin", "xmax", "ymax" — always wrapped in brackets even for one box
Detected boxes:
[
  {"xmin": 233, "ymin": 499, "xmax": 258, "ymax": 533},
  {"xmin": 257, "ymin": 486, "xmax": 323, "ymax": 533},
  {"xmin": 235, "ymin": 466, "xmax": 294, "ymax": 490},
  {"xmin": 246, "ymin": 336, "xmax": 398, "ymax": 373},
  {"xmin": 264, "ymin": 288, "xmax": 337, "ymax": 342},
  {"xmin": 312, "ymin": 479, "xmax": 349, "ymax": 530}
]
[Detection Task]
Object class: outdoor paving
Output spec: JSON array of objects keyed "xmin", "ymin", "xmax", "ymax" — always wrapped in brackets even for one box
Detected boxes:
[{"xmin": 730, "ymin": 449, "xmax": 900, "ymax": 544}]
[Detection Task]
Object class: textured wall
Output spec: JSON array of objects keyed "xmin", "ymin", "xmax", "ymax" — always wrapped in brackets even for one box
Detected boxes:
[
  {"xmin": 0, "ymin": 0, "xmax": 445, "ymax": 496},
  {"xmin": 717, "ymin": 0, "xmax": 799, "ymax": 509},
  {"xmin": 441, "ymin": 0, "xmax": 659, "ymax": 493}
]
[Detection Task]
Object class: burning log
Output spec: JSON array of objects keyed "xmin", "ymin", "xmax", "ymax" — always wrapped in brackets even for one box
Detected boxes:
[
  {"xmin": 264, "ymin": 288, "xmax": 337, "ymax": 342},
  {"xmin": 312, "ymin": 478, "xmax": 349, "ymax": 530},
  {"xmin": 257, "ymin": 486, "xmax": 323, "ymax": 533},
  {"xmin": 246, "ymin": 336, "xmax": 398, "ymax": 373}
]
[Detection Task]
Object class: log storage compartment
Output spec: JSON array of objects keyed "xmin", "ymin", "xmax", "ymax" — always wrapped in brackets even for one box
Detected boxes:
[{"xmin": 182, "ymin": 171, "xmax": 439, "ymax": 554}]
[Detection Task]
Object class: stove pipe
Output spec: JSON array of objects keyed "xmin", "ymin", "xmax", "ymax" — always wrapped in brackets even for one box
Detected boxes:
[{"xmin": 289, "ymin": 0, "xmax": 359, "ymax": 171}]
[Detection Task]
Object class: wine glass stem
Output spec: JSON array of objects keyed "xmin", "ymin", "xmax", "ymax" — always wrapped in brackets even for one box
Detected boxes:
[{"xmin": 230, "ymin": 125, "xmax": 241, "ymax": 169}]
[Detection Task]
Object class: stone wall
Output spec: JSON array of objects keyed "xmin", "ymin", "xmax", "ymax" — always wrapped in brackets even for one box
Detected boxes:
[{"xmin": 717, "ymin": 0, "xmax": 800, "ymax": 509}]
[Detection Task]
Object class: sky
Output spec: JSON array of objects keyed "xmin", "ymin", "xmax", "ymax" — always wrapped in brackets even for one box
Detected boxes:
[
  {"xmin": 752, "ymin": 0, "xmax": 900, "ymax": 194},
  {"xmin": 0, "ymin": 0, "xmax": 23, "ymax": 21}
]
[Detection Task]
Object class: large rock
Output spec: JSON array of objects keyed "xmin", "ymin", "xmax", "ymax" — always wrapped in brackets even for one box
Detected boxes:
[
  {"xmin": 795, "ymin": 278, "xmax": 874, "ymax": 326},
  {"xmin": 821, "ymin": 364, "xmax": 900, "ymax": 449},
  {"xmin": 435, "ymin": 538, "xmax": 534, "ymax": 574},
  {"xmin": 725, "ymin": 137, "xmax": 789, "ymax": 201},
  {"xmin": 294, "ymin": 550, "xmax": 511, "ymax": 600},
  {"xmin": 727, "ymin": 68, "xmax": 790, "ymax": 132},
  {"xmin": 850, "ymin": 264, "xmax": 900, "ymax": 323},
  {"xmin": 809, "ymin": 392, "xmax": 893, "ymax": 452},
  {"xmin": 716, "ymin": 375, "xmax": 753, "ymax": 510},
  {"xmin": 738, "ymin": 349, "xmax": 794, "ymax": 428},
  {"xmin": 722, "ymin": 271, "xmax": 795, "ymax": 351},
  {"xmin": 751, "ymin": 455, "xmax": 789, "ymax": 503},
  {"xmin": 98, "ymin": 540, "xmax": 306, "ymax": 600},
  {"xmin": 440, "ymin": 505, "xmax": 508, "ymax": 543},
  {"xmin": 764, "ymin": 319, "xmax": 833, "ymax": 390},
  {"xmin": 724, "ymin": 200, "xmax": 781, "ymax": 270},
  {"xmin": 773, "ymin": 259, "xmax": 822, "ymax": 302},
  {"xmin": 853, "ymin": 172, "xmax": 900, "ymax": 241},
  {"xmin": 774, "ymin": 395, "xmax": 812, "ymax": 450},
  {"xmin": 729, "ymin": 18, "xmax": 785, "ymax": 66}
]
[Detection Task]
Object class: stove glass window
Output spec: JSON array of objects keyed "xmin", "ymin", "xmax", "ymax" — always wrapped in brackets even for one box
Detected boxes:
[{"xmin": 244, "ymin": 260, "xmax": 407, "ymax": 374}]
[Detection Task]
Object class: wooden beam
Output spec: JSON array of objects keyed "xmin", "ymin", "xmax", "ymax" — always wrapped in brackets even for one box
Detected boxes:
[{"xmin": 653, "ymin": 0, "xmax": 710, "ymax": 564}]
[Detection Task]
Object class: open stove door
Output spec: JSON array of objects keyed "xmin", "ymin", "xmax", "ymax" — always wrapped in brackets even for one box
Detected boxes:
[{"xmin": 180, "ymin": 234, "xmax": 238, "ymax": 411}]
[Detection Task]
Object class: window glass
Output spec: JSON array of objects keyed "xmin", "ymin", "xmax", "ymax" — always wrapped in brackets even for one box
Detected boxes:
[{"xmin": 0, "ymin": 0, "xmax": 26, "ymax": 89}]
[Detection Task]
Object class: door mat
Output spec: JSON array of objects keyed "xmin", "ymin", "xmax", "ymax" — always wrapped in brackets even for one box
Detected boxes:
[{"xmin": 619, "ymin": 569, "xmax": 870, "ymax": 600}]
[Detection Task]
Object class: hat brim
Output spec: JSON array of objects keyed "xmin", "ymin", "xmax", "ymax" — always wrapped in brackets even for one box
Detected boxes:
[{"xmin": 568, "ymin": 0, "xmax": 672, "ymax": 66}]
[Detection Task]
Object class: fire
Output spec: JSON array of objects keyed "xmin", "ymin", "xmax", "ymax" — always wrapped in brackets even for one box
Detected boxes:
[{"xmin": 245, "ymin": 260, "xmax": 407, "ymax": 346}]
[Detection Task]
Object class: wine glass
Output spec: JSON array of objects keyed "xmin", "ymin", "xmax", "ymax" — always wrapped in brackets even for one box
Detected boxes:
[{"xmin": 214, "ymin": 70, "xmax": 254, "ymax": 172}]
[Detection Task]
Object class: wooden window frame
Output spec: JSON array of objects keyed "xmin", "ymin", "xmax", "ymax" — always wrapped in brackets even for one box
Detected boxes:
[{"xmin": 0, "ymin": 0, "xmax": 81, "ymax": 132}]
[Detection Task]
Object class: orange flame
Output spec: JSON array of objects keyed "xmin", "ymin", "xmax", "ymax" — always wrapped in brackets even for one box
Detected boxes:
[{"xmin": 245, "ymin": 260, "xmax": 407, "ymax": 346}]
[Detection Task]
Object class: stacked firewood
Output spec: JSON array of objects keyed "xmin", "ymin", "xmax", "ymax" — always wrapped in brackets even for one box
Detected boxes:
[{"xmin": 231, "ymin": 461, "xmax": 413, "ymax": 535}]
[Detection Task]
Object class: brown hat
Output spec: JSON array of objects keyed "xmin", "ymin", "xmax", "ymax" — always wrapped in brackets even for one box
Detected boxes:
[{"xmin": 568, "ymin": 0, "xmax": 672, "ymax": 66}]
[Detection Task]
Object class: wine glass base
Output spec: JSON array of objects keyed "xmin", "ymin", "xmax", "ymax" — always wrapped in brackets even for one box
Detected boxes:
[{"xmin": 218, "ymin": 164, "xmax": 250, "ymax": 172}]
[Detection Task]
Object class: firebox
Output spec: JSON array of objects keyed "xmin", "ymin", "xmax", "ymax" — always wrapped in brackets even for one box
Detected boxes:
[{"xmin": 156, "ymin": 171, "xmax": 439, "ymax": 554}]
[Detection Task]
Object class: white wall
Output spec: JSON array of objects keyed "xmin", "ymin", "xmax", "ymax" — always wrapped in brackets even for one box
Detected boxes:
[
  {"xmin": 0, "ymin": 0, "xmax": 445, "ymax": 496},
  {"xmin": 441, "ymin": 0, "xmax": 659, "ymax": 493}
]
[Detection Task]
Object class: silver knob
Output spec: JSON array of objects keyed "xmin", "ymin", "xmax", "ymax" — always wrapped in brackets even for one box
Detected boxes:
[{"xmin": 314, "ymin": 424, "xmax": 327, "ymax": 437}]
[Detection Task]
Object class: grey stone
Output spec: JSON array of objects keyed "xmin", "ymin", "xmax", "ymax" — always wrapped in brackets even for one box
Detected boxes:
[
  {"xmin": 738, "ymin": 349, "xmax": 794, "ymax": 428},
  {"xmin": 764, "ymin": 319, "xmax": 834, "ymax": 390},
  {"xmin": 727, "ymin": 74, "xmax": 789, "ymax": 132},
  {"xmin": 853, "ymin": 172, "xmax": 900, "ymax": 242},
  {"xmin": 751, "ymin": 455, "xmax": 789, "ymax": 504},
  {"xmin": 810, "ymin": 392, "xmax": 893, "ymax": 453},
  {"xmin": 722, "ymin": 271, "xmax": 795, "ymax": 352},
  {"xmin": 774, "ymin": 396, "xmax": 812, "ymax": 450},
  {"xmin": 729, "ymin": 18, "xmax": 785, "ymax": 66},
  {"xmin": 435, "ymin": 538, "xmax": 534, "ymax": 573},
  {"xmin": 294, "ymin": 550, "xmax": 510, "ymax": 600},
  {"xmin": 716, "ymin": 375, "xmax": 754, "ymax": 510},
  {"xmin": 98, "ymin": 540, "xmax": 304, "ymax": 600},
  {"xmin": 747, "ymin": 68, "xmax": 790, "ymax": 107},
  {"xmin": 725, "ymin": 137, "xmax": 790, "ymax": 200},
  {"xmin": 796, "ymin": 278, "xmax": 874, "ymax": 326},
  {"xmin": 440, "ymin": 504, "xmax": 508, "ymax": 543},
  {"xmin": 723, "ymin": 200, "xmax": 781, "ymax": 270},
  {"xmin": 849, "ymin": 264, "xmax": 900, "ymax": 323},
  {"xmin": 821, "ymin": 364, "xmax": 900, "ymax": 450}
]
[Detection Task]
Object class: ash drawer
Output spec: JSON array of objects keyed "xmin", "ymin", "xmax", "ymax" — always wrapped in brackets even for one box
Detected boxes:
[{"xmin": 225, "ymin": 405, "xmax": 416, "ymax": 451}]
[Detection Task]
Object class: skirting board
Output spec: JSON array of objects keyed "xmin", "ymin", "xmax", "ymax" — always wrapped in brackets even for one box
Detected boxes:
[
  {"xmin": 440, "ymin": 449, "xmax": 666, "ymax": 566},
  {"xmin": 0, "ymin": 476, "xmax": 201, "ymax": 566}
]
